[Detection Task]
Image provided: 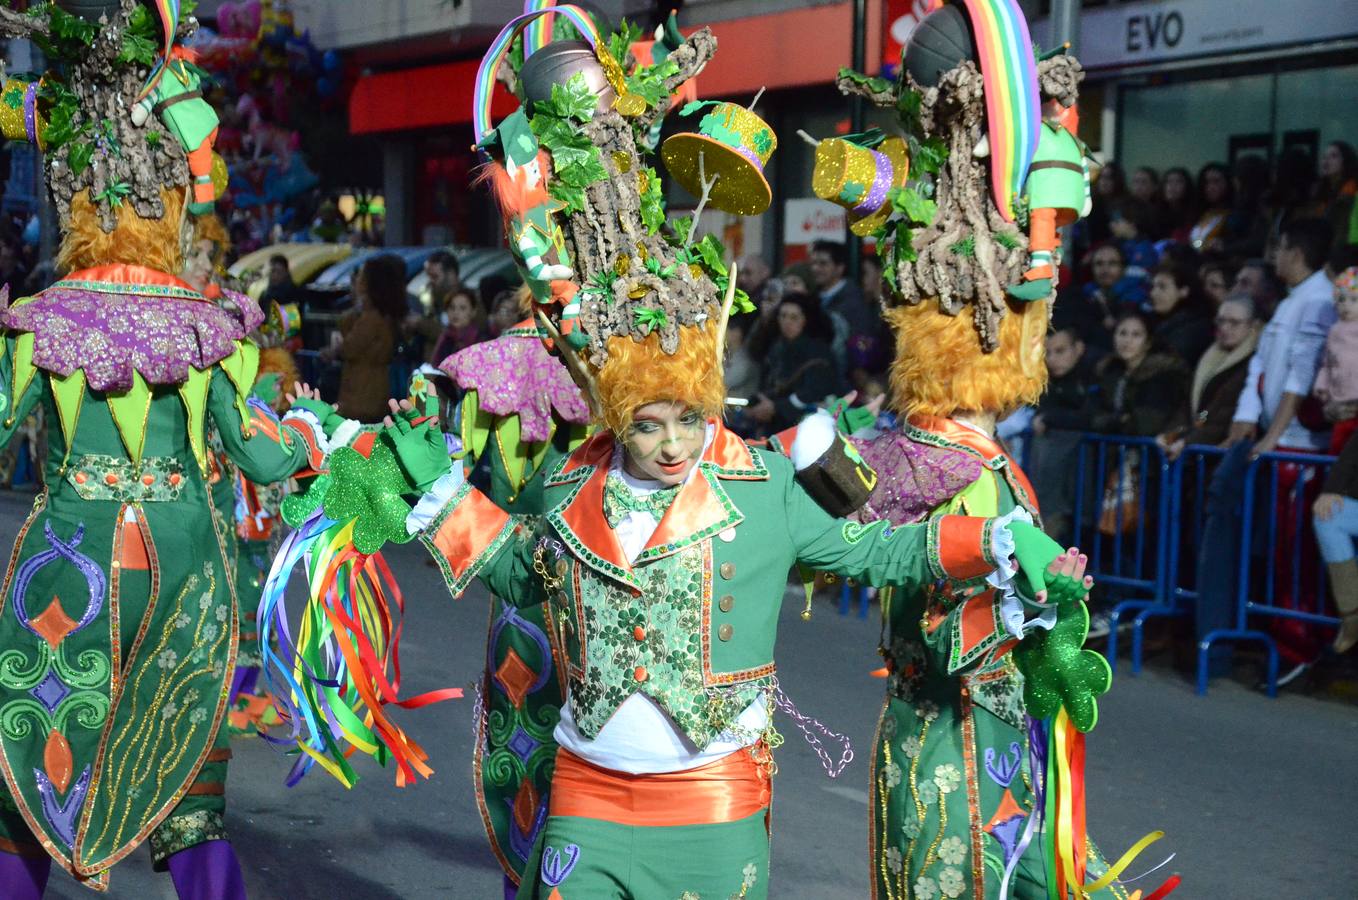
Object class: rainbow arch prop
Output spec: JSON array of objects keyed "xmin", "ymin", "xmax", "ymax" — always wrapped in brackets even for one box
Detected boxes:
[
  {"xmin": 958, "ymin": 0, "xmax": 1041, "ymax": 222},
  {"xmin": 473, "ymin": 3, "xmax": 602, "ymax": 148}
]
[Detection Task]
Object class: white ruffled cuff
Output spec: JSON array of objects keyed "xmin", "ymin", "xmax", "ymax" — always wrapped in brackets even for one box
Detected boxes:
[
  {"xmin": 985, "ymin": 508, "xmax": 1058, "ymax": 640},
  {"xmin": 405, "ymin": 466, "xmax": 466, "ymax": 535}
]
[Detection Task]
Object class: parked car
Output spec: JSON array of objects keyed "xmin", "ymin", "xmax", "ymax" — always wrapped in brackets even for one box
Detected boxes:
[{"xmin": 226, "ymin": 242, "xmax": 351, "ymax": 301}]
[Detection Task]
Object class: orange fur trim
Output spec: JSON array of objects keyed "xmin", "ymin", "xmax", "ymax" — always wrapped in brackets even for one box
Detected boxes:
[
  {"xmin": 594, "ymin": 320, "xmax": 726, "ymax": 435},
  {"xmin": 887, "ymin": 299, "xmax": 1049, "ymax": 418},
  {"xmin": 257, "ymin": 346, "xmax": 301, "ymax": 413},
  {"xmin": 57, "ymin": 187, "xmax": 186, "ymax": 275}
]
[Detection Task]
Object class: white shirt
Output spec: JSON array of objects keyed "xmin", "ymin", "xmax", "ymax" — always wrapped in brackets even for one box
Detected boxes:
[
  {"xmin": 1233, "ymin": 269, "xmax": 1336, "ymax": 450},
  {"xmin": 553, "ymin": 426, "xmax": 770, "ymax": 774}
]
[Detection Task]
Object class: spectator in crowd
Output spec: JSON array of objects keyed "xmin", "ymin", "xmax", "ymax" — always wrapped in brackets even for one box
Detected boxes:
[
  {"xmin": 1232, "ymin": 258, "xmax": 1286, "ymax": 322},
  {"xmin": 737, "ymin": 253, "xmax": 774, "ymax": 310},
  {"xmin": 1130, "ymin": 165, "xmax": 1159, "ymax": 205},
  {"xmin": 1157, "ymin": 293, "xmax": 1260, "ymax": 459},
  {"xmin": 1079, "ymin": 243, "xmax": 1144, "ymax": 349},
  {"xmin": 1199, "ymin": 260, "xmax": 1235, "ymax": 310},
  {"xmin": 1312, "ymin": 267, "xmax": 1358, "ymax": 454},
  {"xmin": 809, "ymin": 239, "xmax": 873, "ymax": 363},
  {"xmin": 1091, "ymin": 311, "xmax": 1190, "ymax": 437},
  {"xmin": 430, "ymin": 289, "xmax": 486, "ymax": 364},
  {"xmin": 1028, "ymin": 325, "xmax": 1097, "ymax": 542},
  {"xmin": 326, "ymin": 253, "xmax": 405, "ymax": 422},
  {"xmin": 1191, "ymin": 162, "xmax": 1233, "ymax": 252},
  {"xmin": 0, "ymin": 238, "xmax": 30, "ymax": 294},
  {"xmin": 1150, "ymin": 260, "xmax": 1214, "ymax": 364},
  {"xmin": 1310, "ymin": 141, "xmax": 1357, "ymax": 243},
  {"xmin": 1229, "ymin": 218, "xmax": 1337, "ymax": 457},
  {"xmin": 779, "ymin": 262, "xmax": 811, "ymax": 296},
  {"xmin": 486, "ymin": 288, "xmax": 522, "ymax": 339},
  {"xmin": 1225, "ymin": 218, "xmax": 1336, "ymax": 683},
  {"xmin": 1264, "ymin": 147, "xmax": 1316, "ymax": 257},
  {"xmin": 1081, "ymin": 160, "xmax": 1127, "ymax": 250},
  {"xmin": 1110, "ymin": 198, "xmax": 1161, "ymax": 282},
  {"xmin": 422, "ymin": 250, "xmax": 461, "ymax": 314},
  {"xmin": 259, "ymin": 253, "xmax": 302, "ymax": 307},
  {"xmin": 1312, "ymin": 429, "xmax": 1358, "ymax": 654},
  {"xmin": 1222, "ymin": 155, "xmax": 1271, "ymax": 259},
  {"xmin": 746, "ymin": 293, "xmax": 843, "ymax": 434},
  {"xmin": 721, "ymin": 318, "xmax": 761, "ymax": 437},
  {"xmin": 1160, "ymin": 166, "xmax": 1196, "ymax": 244}
]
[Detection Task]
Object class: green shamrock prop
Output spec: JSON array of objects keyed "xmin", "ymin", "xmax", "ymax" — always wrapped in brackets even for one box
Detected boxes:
[
  {"xmin": 1013, "ymin": 593, "xmax": 1112, "ymax": 733},
  {"xmin": 281, "ymin": 472, "xmax": 331, "ymax": 527},
  {"xmin": 322, "ymin": 442, "xmax": 418, "ymax": 556}
]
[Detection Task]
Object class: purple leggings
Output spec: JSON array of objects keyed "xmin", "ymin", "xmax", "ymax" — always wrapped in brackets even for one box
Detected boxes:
[{"xmin": 0, "ymin": 840, "xmax": 245, "ymax": 899}]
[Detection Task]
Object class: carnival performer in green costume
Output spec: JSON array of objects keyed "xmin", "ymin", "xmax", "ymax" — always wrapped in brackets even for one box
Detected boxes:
[
  {"xmin": 835, "ymin": 2, "xmax": 1178, "ymax": 896},
  {"xmin": 0, "ymin": 9, "xmax": 325, "ymax": 896},
  {"xmin": 437, "ymin": 290, "xmax": 592, "ymax": 895}
]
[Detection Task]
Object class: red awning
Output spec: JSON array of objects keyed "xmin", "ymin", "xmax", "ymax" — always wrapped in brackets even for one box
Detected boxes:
[
  {"xmin": 349, "ymin": 58, "xmax": 516, "ymax": 136},
  {"xmin": 348, "ymin": 1, "xmax": 882, "ymax": 134}
]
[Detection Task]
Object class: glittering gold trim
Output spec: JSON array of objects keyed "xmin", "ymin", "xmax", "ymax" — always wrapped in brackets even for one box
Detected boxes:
[
  {"xmin": 960, "ymin": 684, "xmax": 986, "ymax": 896},
  {"xmin": 71, "ymin": 501, "xmax": 238, "ymax": 876}
]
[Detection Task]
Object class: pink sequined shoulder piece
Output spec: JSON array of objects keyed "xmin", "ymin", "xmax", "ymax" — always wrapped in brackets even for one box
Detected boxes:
[
  {"xmin": 857, "ymin": 430, "xmax": 983, "ymax": 525},
  {"xmin": 440, "ymin": 334, "xmax": 590, "ymax": 441}
]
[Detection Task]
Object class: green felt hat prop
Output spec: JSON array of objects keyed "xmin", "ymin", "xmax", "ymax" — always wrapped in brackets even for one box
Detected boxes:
[
  {"xmin": 661, "ymin": 100, "xmax": 777, "ymax": 216},
  {"xmin": 477, "ymin": 109, "xmax": 540, "ymax": 167}
]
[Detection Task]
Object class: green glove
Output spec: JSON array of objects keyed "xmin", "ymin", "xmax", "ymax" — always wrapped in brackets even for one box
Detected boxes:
[
  {"xmin": 385, "ymin": 391, "xmax": 452, "ymax": 494},
  {"xmin": 288, "ymin": 396, "xmax": 349, "ymax": 437},
  {"xmin": 826, "ymin": 395, "xmax": 876, "ymax": 435},
  {"xmin": 1007, "ymin": 520, "xmax": 1064, "ymax": 605},
  {"xmin": 1012, "ymin": 600, "xmax": 1112, "ymax": 733}
]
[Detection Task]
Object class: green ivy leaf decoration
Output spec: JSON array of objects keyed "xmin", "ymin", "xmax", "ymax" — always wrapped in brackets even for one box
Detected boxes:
[
  {"xmin": 693, "ymin": 234, "xmax": 728, "ymax": 277},
  {"xmin": 837, "ymin": 67, "xmax": 893, "ymax": 97},
  {"xmin": 118, "ymin": 31, "xmax": 158, "ymax": 65},
  {"xmin": 889, "ymin": 186, "xmax": 937, "ymax": 227},
  {"xmin": 67, "ymin": 142, "xmax": 95, "ymax": 176},
  {"xmin": 625, "ymin": 58, "xmax": 679, "ymax": 108},
  {"xmin": 545, "ymin": 73, "xmax": 598, "ymax": 123},
  {"xmin": 639, "ymin": 167, "xmax": 666, "ymax": 234},
  {"xmin": 634, "ymin": 307, "xmax": 669, "ymax": 335},
  {"xmin": 608, "ymin": 19, "xmax": 644, "ymax": 66},
  {"xmin": 94, "ymin": 181, "xmax": 133, "ymax": 207}
]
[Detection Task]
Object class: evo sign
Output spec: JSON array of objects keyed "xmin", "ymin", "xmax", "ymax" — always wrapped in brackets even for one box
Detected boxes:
[{"xmin": 1033, "ymin": 0, "xmax": 1358, "ymax": 70}]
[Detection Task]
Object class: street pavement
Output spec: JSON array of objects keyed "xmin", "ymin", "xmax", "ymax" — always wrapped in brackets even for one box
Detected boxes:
[{"xmin": 5, "ymin": 488, "xmax": 1350, "ymax": 899}]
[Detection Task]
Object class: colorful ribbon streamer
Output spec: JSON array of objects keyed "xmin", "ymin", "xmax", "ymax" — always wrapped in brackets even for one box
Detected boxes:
[
  {"xmin": 136, "ymin": 0, "xmax": 182, "ymax": 102},
  {"xmin": 258, "ymin": 508, "xmax": 463, "ymax": 788},
  {"xmin": 472, "ymin": 4, "xmax": 601, "ymax": 147}
]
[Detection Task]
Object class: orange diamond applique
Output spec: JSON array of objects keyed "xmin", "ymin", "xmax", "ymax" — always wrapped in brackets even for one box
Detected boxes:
[
  {"xmin": 512, "ymin": 778, "xmax": 541, "ymax": 837},
  {"xmin": 31, "ymin": 597, "xmax": 78, "ymax": 650},
  {"xmin": 43, "ymin": 729, "xmax": 73, "ymax": 793},
  {"xmin": 494, "ymin": 648, "xmax": 536, "ymax": 710},
  {"xmin": 984, "ymin": 787, "xmax": 1026, "ymax": 834}
]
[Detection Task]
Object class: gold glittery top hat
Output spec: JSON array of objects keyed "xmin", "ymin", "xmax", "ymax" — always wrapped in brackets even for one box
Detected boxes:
[
  {"xmin": 0, "ymin": 76, "xmax": 47, "ymax": 150},
  {"xmin": 661, "ymin": 101, "xmax": 777, "ymax": 216},
  {"xmin": 812, "ymin": 136, "xmax": 909, "ymax": 237}
]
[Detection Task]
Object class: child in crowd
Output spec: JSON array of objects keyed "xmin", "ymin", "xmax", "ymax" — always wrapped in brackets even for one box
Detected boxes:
[{"xmin": 1313, "ymin": 267, "xmax": 1358, "ymax": 452}]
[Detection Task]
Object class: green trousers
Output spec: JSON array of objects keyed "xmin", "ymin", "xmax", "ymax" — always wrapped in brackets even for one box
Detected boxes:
[{"xmin": 518, "ymin": 809, "xmax": 770, "ymax": 900}]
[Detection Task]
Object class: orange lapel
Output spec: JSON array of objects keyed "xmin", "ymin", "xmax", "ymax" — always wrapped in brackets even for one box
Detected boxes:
[
  {"xmin": 637, "ymin": 423, "xmax": 755, "ymax": 561},
  {"xmin": 548, "ymin": 435, "xmax": 635, "ymax": 587},
  {"xmin": 908, "ymin": 415, "xmax": 1040, "ymax": 516}
]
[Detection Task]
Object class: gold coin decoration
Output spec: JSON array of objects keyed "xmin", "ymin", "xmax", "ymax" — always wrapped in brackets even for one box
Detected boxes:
[
  {"xmin": 614, "ymin": 254, "xmax": 631, "ymax": 276},
  {"xmin": 612, "ymin": 150, "xmax": 632, "ymax": 173}
]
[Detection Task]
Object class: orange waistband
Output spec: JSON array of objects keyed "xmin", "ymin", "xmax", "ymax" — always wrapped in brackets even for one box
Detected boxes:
[{"xmin": 549, "ymin": 746, "xmax": 771, "ymax": 827}]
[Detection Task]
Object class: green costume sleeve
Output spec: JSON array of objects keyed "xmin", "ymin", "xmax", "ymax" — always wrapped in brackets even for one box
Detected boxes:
[
  {"xmin": 780, "ymin": 457, "xmax": 995, "ymax": 592},
  {"xmin": 206, "ymin": 368, "xmax": 310, "ymax": 484},
  {"xmin": 0, "ymin": 333, "xmax": 46, "ymax": 450}
]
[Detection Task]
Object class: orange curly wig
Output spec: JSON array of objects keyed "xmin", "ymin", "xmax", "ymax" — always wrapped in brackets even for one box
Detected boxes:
[
  {"xmin": 593, "ymin": 318, "xmax": 726, "ymax": 434},
  {"xmin": 887, "ymin": 298, "xmax": 1050, "ymax": 418},
  {"xmin": 257, "ymin": 346, "xmax": 301, "ymax": 413},
  {"xmin": 57, "ymin": 187, "xmax": 187, "ymax": 275},
  {"xmin": 193, "ymin": 212, "xmax": 231, "ymax": 262}
]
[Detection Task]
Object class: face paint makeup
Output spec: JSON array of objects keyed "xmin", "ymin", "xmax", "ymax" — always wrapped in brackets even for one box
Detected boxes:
[{"xmin": 621, "ymin": 401, "xmax": 706, "ymax": 486}]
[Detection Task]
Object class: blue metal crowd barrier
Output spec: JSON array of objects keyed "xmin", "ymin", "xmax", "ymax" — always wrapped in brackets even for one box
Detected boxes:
[
  {"xmin": 1070, "ymin": 435, "xmax": 1174, "ymax": 673},
  {"xmin": 1196, "ymin": 448, "xmax": 1338, "ymax": 697}
]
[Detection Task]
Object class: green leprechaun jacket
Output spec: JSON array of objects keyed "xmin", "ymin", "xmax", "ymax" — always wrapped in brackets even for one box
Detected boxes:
[
  {"xmin": 0, "ymin": 266, "xmax": 322, "ymax": 886},
  {"xmin": 419, "ymin": 422, "xmax": 1003, "ymax": 751}
]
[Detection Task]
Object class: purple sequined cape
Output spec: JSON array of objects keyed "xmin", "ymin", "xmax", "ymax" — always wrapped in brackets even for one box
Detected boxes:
[
  {"xmin": 857, "ymin": 429, "xmax": 983, "ymax": 525},
  {"xmin": 0, "ymin": 274, "xmax": 263, "ymax": 393},
  {"xmin": 439, "ymin": 325, "xmax": 590, "ymax": 442}
]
